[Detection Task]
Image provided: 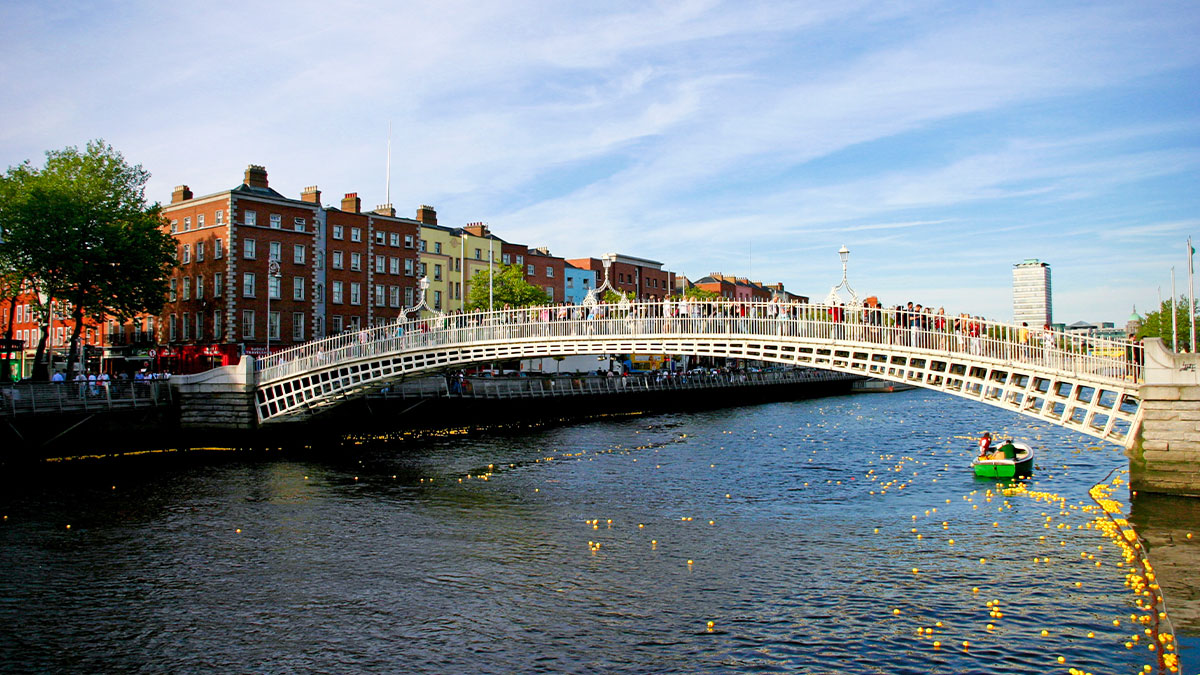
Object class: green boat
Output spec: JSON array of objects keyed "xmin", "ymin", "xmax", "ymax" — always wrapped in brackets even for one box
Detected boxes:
[{"xmin": 972, "ymin": 440, "xmax": 1034, "ymax": 479}]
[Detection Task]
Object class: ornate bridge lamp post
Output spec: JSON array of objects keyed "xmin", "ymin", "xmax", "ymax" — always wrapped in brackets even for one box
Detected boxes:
[
  {"xmin": 266, "ymin": 257, "xmax": 281, "ymax": 356},
  {"xmin": 582, "ymin": 254, "xmax": 630, "ymax": 311},
  {"xmin": 825, "ymin": 244, "xmax": 859, "ymax": 306},
  {"xmin": 399, "ymin": 276, "xmax": 435, "ymax": 322}
]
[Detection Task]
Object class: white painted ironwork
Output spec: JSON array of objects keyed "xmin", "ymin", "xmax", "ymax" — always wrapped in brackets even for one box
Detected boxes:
[
  {"xmin": 826, "ymin": 244, "xmax": 859, "ymax": 306},
  {"xmin": 253, "ymin": 301, "xmax": 1144, "ymax": 444}
]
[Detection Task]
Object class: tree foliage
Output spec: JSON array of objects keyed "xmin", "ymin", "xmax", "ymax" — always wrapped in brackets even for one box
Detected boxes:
[
  {"xmin": 465, "ymin": 264, "xmax": 550, "ymax": 310},
  {"xmin": 0, "ymin": 140, "xmax": 177, "ymax": 376},
  {"xmin": 1136, "ymin": 296, "xmax": 1199, "ymax": 349}
]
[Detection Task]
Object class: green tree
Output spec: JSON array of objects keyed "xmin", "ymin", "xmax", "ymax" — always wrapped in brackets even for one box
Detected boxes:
[
  {"xmin": 0, "ymin": 140, "xmax": 176, "ymax": 378},
  {"xmin": 465, "ymin": 263, "xmax": 550, "ymax": 310},
  {"xmin": 602, "ymin": 289, "xmax": 634, "ymax": 304},
  {"xmin": 1137, "ymin": 296, "xmax": 1198, "ymax": 349}
]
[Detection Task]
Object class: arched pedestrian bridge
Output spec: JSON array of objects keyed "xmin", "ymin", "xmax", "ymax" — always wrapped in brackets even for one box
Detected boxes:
[{"xmin": 250, "ymin": 302, "xmax": 1143, "ymax": 446}]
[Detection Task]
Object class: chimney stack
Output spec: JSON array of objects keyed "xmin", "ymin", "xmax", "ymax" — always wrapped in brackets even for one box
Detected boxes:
[
  {"xmin": 416, "ymin": 204, "xmax": 438, "ymax": 226},
  {"xmin": 243, "ymin": 164, "xmax": 269, "ymax": 189},
  {"xmin": 341, "ymin": 192, "xmax": 361, "ymax": 213},
  {"xmin": 171, "ymin": 185, "xmax": 193, "ymax": 204},
  {"xmin": 301, "ymin": 186, "xmax": 321, "ymax": 204},
  {"xmin": 373, "ymin": 203, "xmax": 396, "ymax": 217}
]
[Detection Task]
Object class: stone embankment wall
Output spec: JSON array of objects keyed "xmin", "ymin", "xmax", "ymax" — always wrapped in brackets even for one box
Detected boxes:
[
  {"xmin": 174, "ymin": 357, "xmax": 257, "ymax": 431},
  {"xmin": 1129, "ymin": 338, "xmax": 1200, "ymax": 497}
]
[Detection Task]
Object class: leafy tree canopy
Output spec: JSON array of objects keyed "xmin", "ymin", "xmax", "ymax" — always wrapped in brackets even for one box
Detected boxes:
[
  {"xmin": 465, "ymin": 263, "xmax": 550, "ymax": 310},
  {"xmin": 1136, "ymin": 296, "xmax": 1198, "ymax": 349},
  {"xmin": 0, "ymin": 140, "xmax": 177, "ymax": 374},
  {"xmin": 677, "ymin": 286, "xmax": 720, "ymax": 300}
]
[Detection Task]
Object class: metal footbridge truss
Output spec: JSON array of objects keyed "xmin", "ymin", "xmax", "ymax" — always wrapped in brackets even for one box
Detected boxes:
[{"xmin": 254, "ymin": 302, "xmax": 1143, "ymax": 445}]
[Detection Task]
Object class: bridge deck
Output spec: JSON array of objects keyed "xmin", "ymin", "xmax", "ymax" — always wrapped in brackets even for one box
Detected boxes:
[{"xmin": 251, "ymin": 302, "xmax": 1142, "ymax": 444}]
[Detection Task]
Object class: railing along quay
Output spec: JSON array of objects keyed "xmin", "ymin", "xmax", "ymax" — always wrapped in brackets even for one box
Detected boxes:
[
  {"xmin": 374, "ymin": 369, "xmax": 855, "ymax": 401},
  {"xmin": 0, "ymin": 381, "xmax": 173, "ymax": 417},
  {"xmin": 258, "ymin": 301, "xmax": 1143, "ymax": 387}
]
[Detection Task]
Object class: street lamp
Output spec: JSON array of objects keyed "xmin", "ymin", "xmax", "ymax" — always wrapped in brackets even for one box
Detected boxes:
[
  {"xmin": 266, "ymin": 257, "xmax": 281, "ymax": 356},
  {"xmin": 826, "ymin": 244, "xmax": 859, "ymax": 305}
]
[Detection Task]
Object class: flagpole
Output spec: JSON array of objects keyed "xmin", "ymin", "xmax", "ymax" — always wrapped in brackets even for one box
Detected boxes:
[
  {"xmin": 1190, "ymin": 237, "xmax": 1196, "ymax": 352},
  {"xmin": 1172, "ymin": 266, "xmax": 1178, "ymax": 352}
]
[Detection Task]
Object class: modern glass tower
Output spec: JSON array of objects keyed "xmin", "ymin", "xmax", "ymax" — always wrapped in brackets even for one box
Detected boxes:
[{"xmin": 1012, "ymin": 259, "xmax": 1052, "ymax": 327}]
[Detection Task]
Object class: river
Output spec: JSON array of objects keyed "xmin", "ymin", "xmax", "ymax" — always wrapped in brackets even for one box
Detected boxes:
[{"xmin": 0, "ymin": 390, "xmax": 1194, "ymax": 674}]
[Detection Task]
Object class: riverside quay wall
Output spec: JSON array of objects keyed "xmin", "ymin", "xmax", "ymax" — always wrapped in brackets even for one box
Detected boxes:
[{"xmin": 1129, "ymin": 338, "xmax": 1200, "ymax": 497}]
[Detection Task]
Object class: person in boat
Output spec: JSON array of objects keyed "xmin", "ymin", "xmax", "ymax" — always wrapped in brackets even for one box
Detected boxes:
[
  {"xmin": 978, "ymin": 432, "xmax": 992, "ymax": 457},
  {"xmin": 996, "ymin": 439, "xmax": 1017, "ymax": 460}
]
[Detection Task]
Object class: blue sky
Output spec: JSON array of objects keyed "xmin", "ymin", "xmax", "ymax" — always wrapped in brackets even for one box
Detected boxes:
[{"xmin": 2, "ymin": 0, "xmax": 1198, "ymax": 323}]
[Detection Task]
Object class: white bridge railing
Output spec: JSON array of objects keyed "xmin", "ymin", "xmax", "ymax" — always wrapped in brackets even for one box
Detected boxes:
[{"xmin": 256, "ymin": 301, "xmax": 1142, "ymax": 386}]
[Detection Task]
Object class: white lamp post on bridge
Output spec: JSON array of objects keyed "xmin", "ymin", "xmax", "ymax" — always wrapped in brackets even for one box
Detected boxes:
[
  {"xmin": 826, "ymin": 244, "xmax": 860, "ymax": 306},
  {"xmin": 266, "ymin": 257, "xmax": 281, "ymax": 356}
]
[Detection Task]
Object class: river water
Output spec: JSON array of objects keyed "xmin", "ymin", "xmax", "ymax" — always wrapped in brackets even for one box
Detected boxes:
[{"xmin": 0, "ymin": 391, "xmax": 1194, "ymax": 674}]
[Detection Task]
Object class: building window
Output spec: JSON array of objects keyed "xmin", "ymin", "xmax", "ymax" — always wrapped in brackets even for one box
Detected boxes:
[
  {"xmin": 375, "ymin": 255, "xmax": 385, "ymax": 274},
  {"xmin": 183, "ymin": 217, "xmax": 191, "ymax": 231},
  {"xmin": 434, "ymin": 241, "xmax": 442, "ymax": 254},
  {"xmin": 332, "ymin": 250, "xmax": 344, "ymax": 270},
  {"xmin": 293, "ymin": 277, "xmax": 305, "ymax": 301},
  {"xmin": 420, "ymin": 262, "xmax": 427, "ymax": 277},
  {"xmin": 270, "ymin": 241, "xmax": 281, "ymax": 262},
  {"xmin": 199, "ymin": 214, "xmax": 206, "ymax": 228},
  {"xmin": 169, "ymin": 278, "xmax": 177, "ymax": 302},
  {"xmin": 374, "ymin": 284, "xmax": 384, "ymax": 307},
  {"xmin": 331, "ymin": 315, "xmax": 343, "ymax": 333},
  {"xmin": 418, "ymin": 240, "xmax": 427, "ymax": 252},
  {"xmin": 350, "ymin": 227, "xmax": 361, "ymax": 242},
  {"xmin": 350, "ymin": 282, "xmax": 361, "ymax": 305},
  {"xmin": 404, "ymin": 234, "xmax": 414, "ymax": 248},
  {"xmin": 243, "ymin": 272, "xmax": 256, "ymax": 298},
  {"xmin": 314, "ymin": 283, "xmax": 323, "ymax": 303},
  {"xmin": 502, "ymin": 253, "xmax": 511, "ymax": 264},
  {"xmin": 215, "ymin": 238, "xmax": 224, "ymax": 259},
  {"xmin": 182, "ymin": 277, "xmax": 191, "ymax": 300},
  {"xmin": 332, "ymin": 280, "xmax": 344, "ymax": 304},
  {"xmin": 350, "ymin": 252, "xmax": 361, "ymax": 271},
  {"xmin": 268, "ymin": 274, "xmax": 281, "ymax": 300},
  {"xmin": 434, "ymin": 264, "xmax": 442, "ymax": 281},
  {"xmin": 215, "ymin": 210, "xmax": 224, "ymax": 225},
  {"xmin": 475, "ymin": 248, "xmax": 482, "ymax": 260},
  {"xmin": 375, "ymin": 230, "xmax": 385, "ymax": 245},
  {"xmin": 182, "ymin": 244, "xmax": 191, "ymax": 264},
  {"xmin": 333, "ymin": 225, "xmax": 344, "ymax": 240},
  {"xmin": 238, "ymin": 309, "xmax": 254, "ymax": 339},
  {"xmin": 405, "ymin": 259, "xmax": 414, "ymax": 276},
  {"xmin": 196, "ymin": 241, "xmax": 205, "ymax": 262},
  {"xmin": 546, "ymin": 266, "xmax": 554, "ymax": 278},
  {"xmin": 214, "ymin": 273, "xmax": 223, "ymax": 297},
  {"xmin": 293, "ymin": 312, "xmax": 304, "ymax": 340},
  {"xmin": 270, "ymin": 213, "xmax": 282, "ymax": 229},
  {"xmin": 567, "ymin": 277, "xmax": 574, "ymax": 289},
  {"xmin": 170, "ymin": 220, "xmax": 178, "ymax": 234},
  {"xmin": 404, "ymin": 287, "xmax": 414, "ymax": 306},
  {"xmin": 243, "ymin": 238, "xmax": 256, "ymax": 260},
  {"xmin": 169, "ymin": 314, "xmax": 177, "ymax": 341},
  {"xmin": 196, "ymin": 275, "xmax": 204, "ymax": 300},
  {"xmin": 213, "ymin": 310, "xmax": 222, "ymax": 339},
  {"xmin": 546, "ymin": 287, "xmax": 554, "ymax": 301},
  {"xmin": 389, "ymin": 286, "xmax": 400, "ymax": 307},
  {"xmin": 516, "ymin": 255, "xmax": 524, "ymax": 266},
  {"xmin": 390, "ymin": 233, "xmax": 400, "ymax": 247},
  {"xmin": 244, "ymin": 210, "xmax": 256, "ymax": 227},
  {"xmin": 527, "ymin": 264, "xmax": 534, "ymax": 276},
  {"xmin": 294, "ymin": 244, "xmax": 306, "ymax": 265},
  {"xmin": 182, "ymin": 312, "xmax": 190, "ymax": 340},
  {"xmin": 433, "ymin": 290, "xmax": 442, "ymax": 310},
  {"xmin": 389, "ymin": 257, "xmax": 399, "ymax": 275},
  {"xmin": 268, "ymin": 311, "xmax": 280, "ymax": 340},
  {"xmin": 294, "ymin": 217, "xmax": 306, "ymax": 232}
]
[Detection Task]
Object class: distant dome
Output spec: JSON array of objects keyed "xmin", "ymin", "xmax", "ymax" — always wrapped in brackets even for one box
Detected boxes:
[{"xmin": 1129, "ymin": 305, "xmax": 1143, "ymax": 322}]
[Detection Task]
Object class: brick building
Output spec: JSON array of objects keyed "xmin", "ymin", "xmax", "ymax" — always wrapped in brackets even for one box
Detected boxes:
[
  {"xmin": 156, "ymin": 165, "xmax": 421, "ymax": 372},
  {"xmin": 566, "ymin": 254, "xmax": 674, "ymax": 301}
]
